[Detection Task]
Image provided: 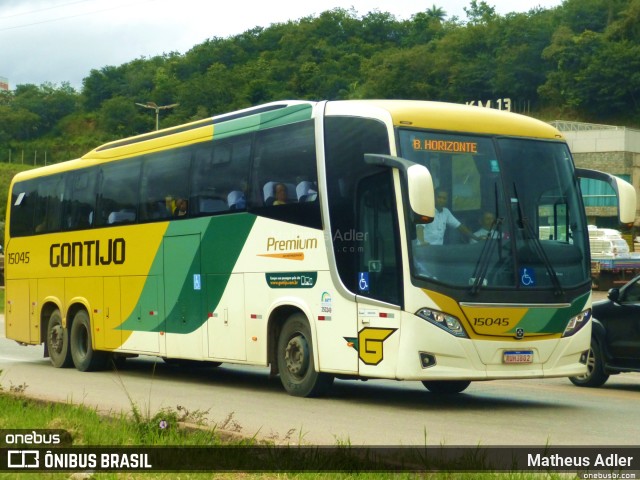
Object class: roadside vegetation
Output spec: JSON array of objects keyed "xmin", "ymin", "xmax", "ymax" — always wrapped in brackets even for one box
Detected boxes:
[
  {"xmin": 1, "ymin": 0, "xmax": 640, "ymax": 172},
  {"xmin": 0, "ymin": 380, "xmax": 570, "ymax": 479}
]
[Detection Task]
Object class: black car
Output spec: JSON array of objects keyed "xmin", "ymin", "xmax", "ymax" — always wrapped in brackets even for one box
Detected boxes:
[{"xmin": 570, "ymin": 275, "xmax": 640, "ymax": 387}]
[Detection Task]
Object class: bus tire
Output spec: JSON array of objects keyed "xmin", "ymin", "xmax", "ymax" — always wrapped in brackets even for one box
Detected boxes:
[
  {"xmin": 277, "ymin": 313, "xmax": 334, "ymax": 397},
  {"xmin": 70, "ymin": 310, "xmax": 108, "ymax": 372},
  {"xmin": 46, "ymin": 309, "xmax": 73, "ymax": 368},
  {"xmin": 569, "ymin": 340, "xmax": 609, "ymax": 388},
  {"xmin": 422, "ymin": 380, "xmax": 471, "ymax": 394}
]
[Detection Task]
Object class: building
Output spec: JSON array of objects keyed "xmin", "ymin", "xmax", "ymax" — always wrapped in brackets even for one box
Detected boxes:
[
  {"xmin": 0, "ymin": 76, "xmax": 8, "ymax": 91},
  {"xmin": 550, "ymin": 121, "xmax": 640, "ymax": 231}
]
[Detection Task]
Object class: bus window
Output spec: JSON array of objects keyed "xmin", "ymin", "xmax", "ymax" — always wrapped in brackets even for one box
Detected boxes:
[
  {"xmin": 191, "ymin": 136, "xmax": 251, "ymax": 215},
  {"xmin": 324, "ymin": 116, "xmax": 391, "ymax": 296},
  {"xmin": 140, "ymin": 148, "xmax": 192, "ymax": 221},
  {"xmin": 63, "ymin": 169, "xmax": 97, "ymax": 231},
  {"xmin": 10, "ymin": 180, "xmax": 37, "ymax": 237},
  {"xmin": 250, "ymin": 120, "xmax": 321, "ymax": 228},
  {"xmin": 96, "ymin": 160, "xmax": 141, "ymax": 226},
  {"xmin": 357, "ymin": 171, "xmax": 402, "ymax": 305},
  {"xmin": 35, "ymin": 174, "xmax": 64, "ymax": 233}
]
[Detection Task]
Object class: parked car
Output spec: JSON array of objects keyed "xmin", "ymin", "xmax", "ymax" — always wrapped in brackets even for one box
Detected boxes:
[{"xmin": 570, "ymin": 275, "xmax": 640, "ymax": 387}]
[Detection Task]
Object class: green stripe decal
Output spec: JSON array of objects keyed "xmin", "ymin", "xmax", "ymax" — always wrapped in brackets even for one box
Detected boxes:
[
  {"xmin": 509, "ymin": 290, "xmax": 590, "ymax": 334},
  {"xmin": 213, "ymin": 104, "xmax": 313, "ymax": 140},
  {"xmin": 118, "ymin": 214, "xmax": 257, "ymax": 334}
]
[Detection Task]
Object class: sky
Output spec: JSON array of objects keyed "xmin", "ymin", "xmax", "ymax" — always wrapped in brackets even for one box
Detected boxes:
[{"xmin": 1, "ymin": 0, "xmax": 564, "ymax": 91}]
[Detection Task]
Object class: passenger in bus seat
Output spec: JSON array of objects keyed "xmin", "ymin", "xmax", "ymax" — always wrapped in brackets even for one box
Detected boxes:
[
  {"xmin": 174, "ymin": 198, "xmax": 188, "ymax": 216},
  {"xmin": 417, "ymin": 189, "xmax": 479, "ymax": 245},
  {"xmin": 263, "ymin": 181, "xmax": 295, "ymax": 205},
  {"xmin": 272, "ymin": 183, "xmax": 289, "ymax": 205}
]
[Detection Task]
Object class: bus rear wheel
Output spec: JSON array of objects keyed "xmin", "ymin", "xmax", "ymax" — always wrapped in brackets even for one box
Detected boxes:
[
  {"xmin": 277, "ymin": 313, "xmax": 333, "ymax": 397},
  {"xmin": 70, "ymin": 310, "xmax": 108, "ymax": 372},
  {"xmin": 422, "ymin": 380, "xmax": 471, "ymax": 394},
  {"xmin": 46, "ymin": 309, "xmax": 73, "ymax": 368}
]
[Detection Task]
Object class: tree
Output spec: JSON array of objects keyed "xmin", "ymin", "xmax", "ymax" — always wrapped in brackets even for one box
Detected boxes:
[
  {"xmin": 463, "ymin": 0, "xmax": 497, "ymax": 25},
  {"xmin": 426, "ymin": 5, "xmax": 446, "ymax": 22},
  {"xmin": 98, "ymin": 96, "xmax": 143, "ymax": 136}
]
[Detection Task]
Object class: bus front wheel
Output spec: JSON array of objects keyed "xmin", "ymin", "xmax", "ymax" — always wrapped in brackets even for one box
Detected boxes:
[
  {"xmin": 70, "ymin": 310, "xmax": 108, "ymax": 372},
  {"xmin": 569, "ymin": 340, "xmax": 609, "ymax": 388},
  {"xmin": 422, "ymin": 380, "xmax": 471, "ymax": 394},
  {"xmin": 46, "ymin": 309, "xmax": 73, "ymax": 368},
  {"xmin": 277, "ymin": 313, "xmax": 334, "ymax": 397}
]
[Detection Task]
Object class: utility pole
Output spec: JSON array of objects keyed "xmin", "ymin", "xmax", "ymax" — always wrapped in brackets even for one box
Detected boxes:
[{"xmin": 135, "ymin": 101, "xmax": 179, "ymax": 130}]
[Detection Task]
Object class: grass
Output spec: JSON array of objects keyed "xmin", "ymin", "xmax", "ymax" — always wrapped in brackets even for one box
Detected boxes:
[{"xmin": 0, "ymin": 390, "xmax": 574, "ymax": 480}]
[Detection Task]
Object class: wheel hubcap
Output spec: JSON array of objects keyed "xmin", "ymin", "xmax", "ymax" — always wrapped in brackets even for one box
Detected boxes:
[
  {"xmin": 577, "ymin": 348, "xmax": 594, "ymax": 380},
  {"xmin": 284, "ymin": 334, "xmax": 309, "ymax": 378},
  {"xmin": 50, "ymin": 324, "xmax": 64, "ymax": 354}
]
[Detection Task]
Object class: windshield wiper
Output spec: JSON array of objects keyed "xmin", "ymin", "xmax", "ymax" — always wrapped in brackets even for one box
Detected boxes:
[
  {"xmin": 470, "ymin": 184, "xmax": 503, "ymax": 295},
  {"xmin": 513, "ymin": 184, "xmax": 564, "ymax": 296},
  {"xmin": 469, "ymin": 216, "xmax": 503, "ymax": 295}
]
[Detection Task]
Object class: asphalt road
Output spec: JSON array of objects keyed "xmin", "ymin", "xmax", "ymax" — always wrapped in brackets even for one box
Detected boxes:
[{"xmin": 1, "ymin": 305, "xmax": 638, "ymax": 447}]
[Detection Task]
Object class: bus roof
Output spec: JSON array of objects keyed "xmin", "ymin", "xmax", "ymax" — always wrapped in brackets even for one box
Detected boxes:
[
  {"xmin": 328, "ymin": 100, "xmax": 564, "ymax": 140},
  {"xmin": 10, "ymin": 99, "xmax": 563, "ymax": 185}
]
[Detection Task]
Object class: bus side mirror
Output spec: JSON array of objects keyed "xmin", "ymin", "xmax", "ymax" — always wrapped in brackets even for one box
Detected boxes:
[
  {"xmin": 364, "ymin": 154, "xmax": 435, "ymax": 218},
  {"xmin": 575, "ymin": 168, "xmax": 637, "ymax": 226},
  {"xmin": 406, "ymin": 164, "xmax": 435, "ymax": 219}
]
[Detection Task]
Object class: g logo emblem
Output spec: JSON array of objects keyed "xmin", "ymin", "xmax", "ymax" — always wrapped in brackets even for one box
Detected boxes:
[{"xmin": 345, "ymin": 327, "xmax": 397, "ymax": 365}]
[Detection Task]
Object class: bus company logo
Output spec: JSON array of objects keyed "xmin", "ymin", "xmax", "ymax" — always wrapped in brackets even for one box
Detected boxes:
[
  {"xmin": 259, "ymin": 235, "xmax": 318, "ymax": 261},
  {"xmin": 49, "ymin": 238, "xmax": 126, "ymax": 268},
  {"xmin": 344, "ymin": 327, "xmax": 397, "ymax": 366}
]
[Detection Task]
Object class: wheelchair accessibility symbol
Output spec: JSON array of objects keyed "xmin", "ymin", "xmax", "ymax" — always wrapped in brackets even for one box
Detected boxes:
[
  {"xmin": 519, "ymin": 267, "xmax": 536, "ymax": 287},
  {"xmin": 358, "ymin": 272, "xmax": 370, "ymax": 293}
]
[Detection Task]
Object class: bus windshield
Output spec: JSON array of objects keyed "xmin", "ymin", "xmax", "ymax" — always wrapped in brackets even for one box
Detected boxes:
[{"xmin": 399, "ymin": 129, "xmax": 590, "ymax": 290}]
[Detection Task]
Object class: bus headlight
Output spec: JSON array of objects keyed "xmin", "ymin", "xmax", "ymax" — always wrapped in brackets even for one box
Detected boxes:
[
  {"xmin": 416, "ymin": 308, "xmax": 469, "ymax": 338},
  {"xmin": 562, "ymin": 309, "xmax": 591, "ymax": 337}
]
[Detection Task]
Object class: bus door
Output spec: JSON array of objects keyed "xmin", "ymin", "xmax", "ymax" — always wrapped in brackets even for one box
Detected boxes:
[
  {"xmin": 355, "ymin": 172, "xmax": 402, "ymax": 378},
  {"xmin": 205, "ymin": 273, "xmax": 246, "ymax": 361},
  {"xmin": 163, "ymin": 234, "xmax": 205, "ymax": 359}
]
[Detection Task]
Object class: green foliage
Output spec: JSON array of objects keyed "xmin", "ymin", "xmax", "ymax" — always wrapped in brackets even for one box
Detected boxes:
[{"xmin": 1, "ymin": 0, "xmax": 640, "ymax": 165}]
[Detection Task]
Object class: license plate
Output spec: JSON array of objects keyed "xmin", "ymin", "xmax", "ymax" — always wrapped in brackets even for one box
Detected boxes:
[{"xmin": 503, "ymin": 350, "xmax": 533, "ymax": 364}]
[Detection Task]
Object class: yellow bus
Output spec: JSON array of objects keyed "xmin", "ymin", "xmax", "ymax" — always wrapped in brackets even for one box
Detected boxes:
[{"xmin": 4, "ymin": 100, "xmax": 636, "ymax": 396}]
